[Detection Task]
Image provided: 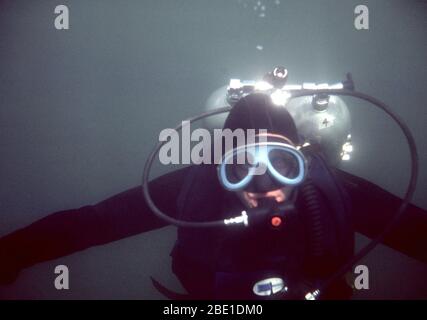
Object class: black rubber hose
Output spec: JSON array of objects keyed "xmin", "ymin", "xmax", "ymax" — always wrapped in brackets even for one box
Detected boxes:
[
  {"xmin": 300, "ymin": 179, "xmax": 325, "ymax": 258},
  {"xmin": 142, "ymin": 106, "xmax": 234, "ymax": 228}
]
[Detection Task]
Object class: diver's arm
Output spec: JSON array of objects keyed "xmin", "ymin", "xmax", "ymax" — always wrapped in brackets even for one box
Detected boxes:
[
  {"xmin": 0, "ymin": 166, "xmax": 190, "ymax": 284},
  {"xmin": 336, "ymin": 169, "xmax": 427, "ymax": 263}
]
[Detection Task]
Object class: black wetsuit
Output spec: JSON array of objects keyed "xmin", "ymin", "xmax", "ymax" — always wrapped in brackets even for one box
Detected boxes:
[{"xmin": 0, "ymin": 161, "xmax": 426, "ymax": 299}]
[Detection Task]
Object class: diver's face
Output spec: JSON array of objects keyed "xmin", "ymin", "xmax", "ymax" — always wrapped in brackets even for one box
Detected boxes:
[
  {"xmin": 223, "ymin": 132, "xmax": 302, "ymax": 208},
  {"xmin": 239, "ymin": 186, "xmax": 293, "ymax": 208}
]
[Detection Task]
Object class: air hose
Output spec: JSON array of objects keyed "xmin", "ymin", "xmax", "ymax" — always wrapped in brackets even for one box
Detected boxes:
[{"xmin": 300, "ymin": 179, "xmax": 325, "ymax": 258}]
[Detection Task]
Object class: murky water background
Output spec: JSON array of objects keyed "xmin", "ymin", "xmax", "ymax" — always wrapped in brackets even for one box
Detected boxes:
[{"xmin": 0, "ymin": 0, "xmax": 426, "ymax": 299}]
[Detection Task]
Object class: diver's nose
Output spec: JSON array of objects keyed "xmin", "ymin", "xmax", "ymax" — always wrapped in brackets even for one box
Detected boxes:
[{"xmin": 251, "ymin": 171, "xmax": 278, "ymax": 194}]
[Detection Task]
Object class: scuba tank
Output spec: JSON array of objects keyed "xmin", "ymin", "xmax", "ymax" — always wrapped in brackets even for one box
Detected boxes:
[
  {"xmin": 285, "ymin": 94, "xmax": 352, "ymax": 166},
  {"xmin": 204, "ymin": 67, "xmax": 354, "ymax": 166}
]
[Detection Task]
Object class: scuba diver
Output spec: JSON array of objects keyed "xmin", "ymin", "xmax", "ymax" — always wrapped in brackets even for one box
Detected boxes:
[{"xmin": 0, "ymin": 67, "xmax": 426, "ymax": 300}]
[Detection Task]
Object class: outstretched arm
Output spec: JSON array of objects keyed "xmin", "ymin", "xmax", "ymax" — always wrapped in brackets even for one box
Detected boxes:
[
  {"xmin": 337, "ymin": 169, "xmax": 427, "ymax": 263},
  {"xmin": 0, "ymin": 166, "xmax": 191, "ymax": 284}
]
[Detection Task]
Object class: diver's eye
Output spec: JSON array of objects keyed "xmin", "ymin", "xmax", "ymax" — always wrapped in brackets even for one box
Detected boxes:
[
  {"xmin": 224, "ymin": 151, "xmax": 255, "ymax": 183},
  {"xmin": 269, "ymin": 149, "xmax": 299, "ymax": 178},
  {"xmin": 233, "ymin": 163, "xmax": 250, "ymax": 180}
]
